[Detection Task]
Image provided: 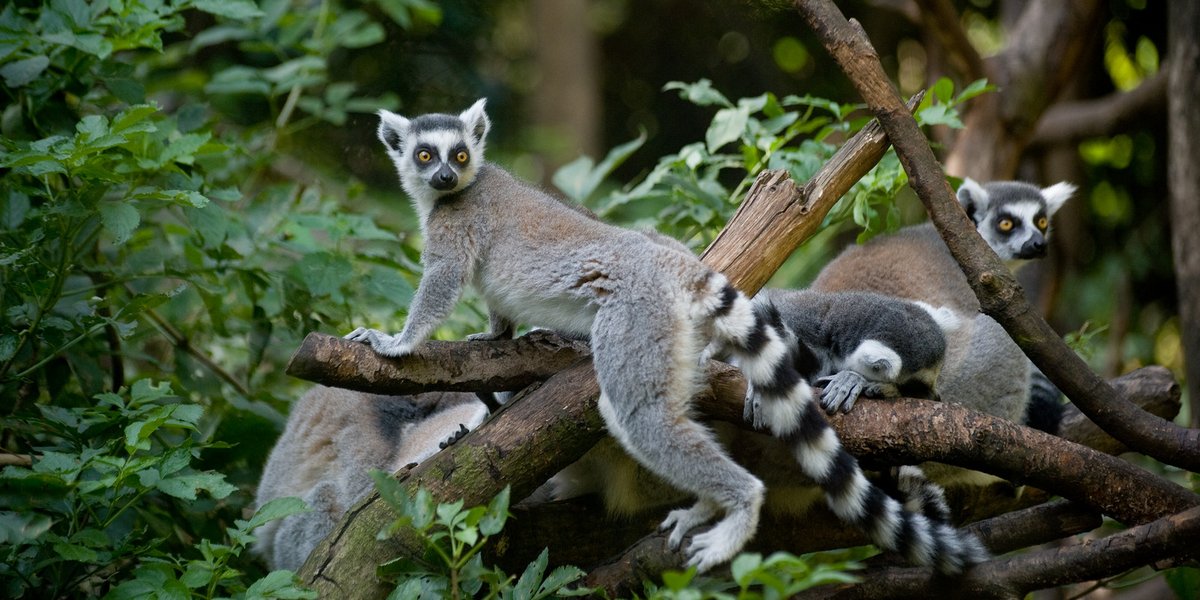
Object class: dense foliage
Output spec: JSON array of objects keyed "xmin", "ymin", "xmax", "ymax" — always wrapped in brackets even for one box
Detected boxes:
[{"xmin": 1, "ymin": 0, "xmax": 1189, "ymax": 598}]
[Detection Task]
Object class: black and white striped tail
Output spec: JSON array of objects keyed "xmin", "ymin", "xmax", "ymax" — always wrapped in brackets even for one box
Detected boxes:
[{"xmin": 707, "ymin": 283, "xmax": 989, "ymax": 574}]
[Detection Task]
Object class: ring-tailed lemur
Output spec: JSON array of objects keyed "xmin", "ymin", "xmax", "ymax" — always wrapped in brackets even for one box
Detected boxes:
[
  {"xmin": 344, "ymin": 99, "xmax": 988, "ymax": 573},
  {"xmin": 253, "ymin": 386, "xmax": 488, "ymax": 571},
  {"xmin": 753, "ymin": 289, "xmax": 961, "ymax": 415},
  {"xmin": 810, "ymin": 177, "xmax": 1074, "ymax": 482},
  {"xmin": 544, "ymin": 289, "xmax": 962, "ymax": 526}
]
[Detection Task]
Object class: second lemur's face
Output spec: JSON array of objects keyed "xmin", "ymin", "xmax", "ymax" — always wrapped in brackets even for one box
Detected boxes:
[
  {"xmin": 957, "ymin": 179, "xmax": 1075, "ymax": 262},
  {"xmin": 377, "ymin": 99, "xmax": 491, "ymax": 203}
]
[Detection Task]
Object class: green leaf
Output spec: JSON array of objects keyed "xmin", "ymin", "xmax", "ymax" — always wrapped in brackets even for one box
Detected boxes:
[
  {"xmin": 156, "ymin": 471, "xmax": 237, "ymax": 500},
  {"xmin": 513, "ymin": 548, "xmax": 549, "ymax": 598},
  {"xmin": 180, "ymin": 561, "xmax": 214, "ymax": 588},
  {"xmin": 293, "ymin": 252, "xmax": 354, "ymax": 298},
  {"xmin": 0, "ymin": 511, "xmax": 54, "ymax": 545},
  {"xmin": 0, "ymin": 55, "xmax": 49, "ymax": 87},
  {"xmin": 193, "ymin": 0, "xmax": 265, "ymax": 20},
  {"xmin": 0, "ymin": 334, "xmax": 16, "ymax": 362},
  {"xmin": 536, "ymin": 565, "xmax": 587, "ymax": 598},
  {"xmin": 99, "ymin": 203, "xmax": 140, "ymax": 245},
  {"xmin": 931, "ymin": 77, "xmax": 954, "ymax": 103},
  {"xmin": 478, "ymin": 485, "xmax": 509, "ymax": 536},
  {"xmin": 664, "ymin": 79, "xmax": 733, "ymax": 107},
  {"xmin": 244, "ymin": 570, "xmax": 317, "ymax": 599},
  {"xmin": 705, "ymin": 106, "xmax": 749, "ymax": 153},
  {"xmin": 954, "ymin": 78, "xmax": 994, "ymax": 104},
  {"xmin": 730, "ymin": 552, "xmax": 762, "ymax": 586},
  {"xmin": 243, "ymin": 497, "xmax": 310, "ymax": 531},
  {"xmin": 53, "ymin": 541, "xmax": 99, "ymax": 563}
]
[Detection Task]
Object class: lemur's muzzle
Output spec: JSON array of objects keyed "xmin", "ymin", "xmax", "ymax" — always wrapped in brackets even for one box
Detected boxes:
[
  {"xmin": 1017, "ymin": 234, "xmax": 1048, "ymax": 259},
  {"xmin": 430, "ymin": 166, "xmax": 458, "ymax": 191}
]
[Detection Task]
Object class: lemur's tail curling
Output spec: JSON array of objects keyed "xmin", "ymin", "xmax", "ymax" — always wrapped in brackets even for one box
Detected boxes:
[{"xmin": 706, "ymin": 281, "xmax": 989, "ymax": 574}]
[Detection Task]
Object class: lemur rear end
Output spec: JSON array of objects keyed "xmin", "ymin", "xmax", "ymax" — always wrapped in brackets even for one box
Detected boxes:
[{"xmin": 346, "ymin": 100, "xmax": 988, "ymax": 573}]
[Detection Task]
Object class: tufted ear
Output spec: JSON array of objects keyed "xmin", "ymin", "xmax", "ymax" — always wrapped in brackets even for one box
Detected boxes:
[
  {"xmin": 459, "ymin": 98, "xmax": 491, "ymax": 146},
  {"xmin": 1040, "ymin": 181, "xmax": 1076, "ymax": 217},
  {"xmin": 914, "ymin": 301, "xmax": 963, "ymax": 336},
  {"xmin": 377, "ymin": 109, "xmax": 410, "ymax": 153},
  {"xmin": 956, "ymin": 177, "xmax": 989, "ymax": 224}
]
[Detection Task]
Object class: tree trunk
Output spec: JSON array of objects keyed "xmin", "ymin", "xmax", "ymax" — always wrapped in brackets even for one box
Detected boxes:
[
  {"xmin": 940, "ymin": 0, "xmax": 1104, "ymax": 180},
  {"xmin": 1168, "ymin": 0, "xmax": 1200, "ymax": 428}
]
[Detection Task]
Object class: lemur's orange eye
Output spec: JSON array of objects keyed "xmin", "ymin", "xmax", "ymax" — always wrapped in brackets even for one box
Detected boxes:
[
  {"xmin": 417, "ymin": 150, "xmax": 432, "ymax": 162},
  {"xmin": 455, "ymin": 150, "xmax": 469, "ymax": 163},
  {"xmin": 1036, "ymin": 216, "xmax": 1049, "ymax": 231},
  {"xmin": 997, "ymin": 218, "xmax": 1014, "ymax": 233}
]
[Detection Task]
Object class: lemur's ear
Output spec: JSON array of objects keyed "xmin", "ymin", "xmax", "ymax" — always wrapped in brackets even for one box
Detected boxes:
[
  {"xmin": 914, "ymin": 301, "xmax": 963, "ymax": 336},
  {"xmin": 377, "ymin": 110, "xmax": 410, "ymax": 153},
  {"xmin": 956, "ymin": 177, "xmax": 989, "ymax": 224},
  {"xmin": 1040, "ymin": 181, "xmax": 1076, "ymax": 217},
  {"xmin": 459, "ymin": 99, "xmax": 491, "ymax": 146}
]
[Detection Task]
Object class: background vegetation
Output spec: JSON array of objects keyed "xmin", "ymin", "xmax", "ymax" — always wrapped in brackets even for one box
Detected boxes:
[{"xmin": 0, "ymin": 0, "xmax": 1190, "ymax": 598}]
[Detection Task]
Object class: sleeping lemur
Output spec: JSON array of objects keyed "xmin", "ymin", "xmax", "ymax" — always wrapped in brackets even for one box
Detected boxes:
[
  {"xmin": 343, "ymin": 99, "xmax": 987, "ymax": 573},
  {"xmin": 253, "ymin": 386, "xmax": 487, "ymax": 571}
]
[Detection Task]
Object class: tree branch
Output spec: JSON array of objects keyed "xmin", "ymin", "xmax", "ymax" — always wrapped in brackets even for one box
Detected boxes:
[
  {"xmin": 804, "ymin": 504, "xmax": 1200, "ymax": 600},
  {"xmin": 912, "ymin": 0, "xmax": 987, "ymax": 83},
  {"xmin": 699, "ymin": 93, "xmax": 923, "ymax": 295},
  {"xmin": 793, "ymin": 0, "xmax": 1200, "ymax": 473},
  {"xmin": 1030, "ymin": 70, "xmax": 1168, "ymax": 147},
  {"xmin": 285, "ymin": 329, "xmax": 590, "ymax": 394}
]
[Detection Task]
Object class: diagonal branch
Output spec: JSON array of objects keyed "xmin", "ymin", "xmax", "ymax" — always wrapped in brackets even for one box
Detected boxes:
[
  {"xmin": 793, "ymin": 0, "xmax": 1200, "ymax": 473},
  {"xmin": 1030, "ymin": 70, "xmax": 1169, "ymax": 146}
]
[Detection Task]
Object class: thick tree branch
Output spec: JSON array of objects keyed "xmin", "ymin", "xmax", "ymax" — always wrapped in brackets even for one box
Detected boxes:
[
  {"xmin": 584, "ymin": 500, "xmax": 1103, "ymax": 597},
  {"xmin": 286, "ymin": 329, "xmax": 589, "ymax": 394},
  {"xmin": 297, "ymin": 360, "xmax": 606, "ymax": 597},
  {"xmin": 290, "ymin": 333, "xmax": 1190, "ymax": 595},
  {"xmin": 805, "ymin": 504, "xmax": 1200, "ymax": 600},
  {"xmin": 1168, "ymin": 2, "xmax": 1200, "ymax": 429},
  {"xmin": 1030, "ymin": 70, "xmax": 1168, "ymax": 147},
  {"xmin": 793, "ymin": 0, "xmax": 1200, "ymax": 473}
]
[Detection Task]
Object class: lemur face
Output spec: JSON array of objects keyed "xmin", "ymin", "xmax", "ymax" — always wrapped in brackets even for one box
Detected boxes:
[
  {"xmin": 377, "ymin": 99, "xmax": 491, "ymax": 200},
  {"xmin": 957, "ymin": 178, "xmax": 1075, "ymax": 262}
]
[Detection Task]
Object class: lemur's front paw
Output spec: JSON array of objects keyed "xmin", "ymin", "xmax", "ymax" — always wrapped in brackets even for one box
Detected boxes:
[
  {"xmin": 817, "ymin": 371, "xmax": 867, "ymax": 414},
  {"xmin": 343, "ymin": 328, "xmax": 415, "ymax": 357},
  {"xmin": 438, "ymin": 424, "xmax": 471, "ymax": 449}
]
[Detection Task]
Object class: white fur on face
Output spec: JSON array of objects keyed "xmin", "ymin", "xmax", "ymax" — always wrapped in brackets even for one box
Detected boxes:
[{"xmin": 842, "ymin": 339, "xmax": 902, "ymax": 382}]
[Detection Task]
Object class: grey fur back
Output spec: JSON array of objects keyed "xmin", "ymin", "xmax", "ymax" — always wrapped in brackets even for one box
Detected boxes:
[{"xmin": 253, "ymin": 386, "xmax": 486, "ymax": 571}]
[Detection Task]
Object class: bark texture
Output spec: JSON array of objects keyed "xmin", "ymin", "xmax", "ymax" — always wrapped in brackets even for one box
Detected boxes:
[{"xmin": 1168, "ymin": 0, "xmax": 1200, "ymax": 428}]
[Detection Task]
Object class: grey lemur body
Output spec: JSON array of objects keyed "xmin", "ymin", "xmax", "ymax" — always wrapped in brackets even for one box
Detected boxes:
[
  {"xmin": 253, "ymin": 386, "xmax": 487, "ymax": 571},
  {"xmin": 345, "ymin": 100, "xmax": 987, "ymax": 573},
  {"xmin": 810, "ymin": 178, "xmax": 1073, "ymax": 482},
  {"xmin": 548, "ymin": 289, "xmax": 960, "ymax": 524}
]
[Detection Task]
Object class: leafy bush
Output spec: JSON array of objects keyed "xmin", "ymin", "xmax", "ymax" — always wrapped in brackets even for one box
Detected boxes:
[{"xmin": 0, "ymin": 380, "xmax": 310, "ymax": 599}]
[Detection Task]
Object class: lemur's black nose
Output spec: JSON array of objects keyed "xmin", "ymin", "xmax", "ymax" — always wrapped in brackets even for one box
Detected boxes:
[
  {"xmin": 1020, "ymin": 237, "xmax": 1047, "ymax": 258},
  {"xmin": 431, "ymin": 167, "xmax": 458, "ymax": 191}
]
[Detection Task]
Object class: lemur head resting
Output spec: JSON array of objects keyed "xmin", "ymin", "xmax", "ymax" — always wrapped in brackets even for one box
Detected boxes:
[
  {"xmin": 957, "ymin": 177, "xmax": 1075, "ymax": 262},
  {"xmin": 377, "ymin": 99, "xmax": 491, "ymax": 214}
]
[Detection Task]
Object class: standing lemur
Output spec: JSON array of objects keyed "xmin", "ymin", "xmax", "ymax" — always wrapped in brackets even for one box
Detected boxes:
[
  {"xmin": 810, "ymin": 178, "xmax": 1073, "ymax": 484},
  {"xmin": 343, "ymin": 99, "xmax": 988, "ymax": 573},
  {"xmin": 253, "ymin": 386, "xmax": 487, "ymax": 571}
]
